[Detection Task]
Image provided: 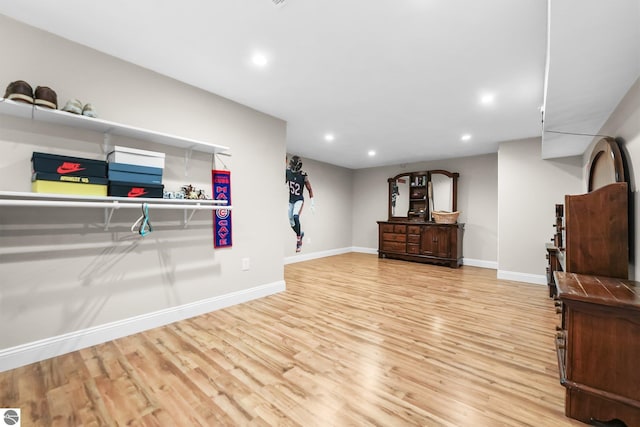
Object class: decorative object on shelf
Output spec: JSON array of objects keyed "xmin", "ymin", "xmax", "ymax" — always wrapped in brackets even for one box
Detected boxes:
[
  {"xmin": 431, "ymin": 210, "xmax": 460, "ymax": 224},
  {"xmin": 163, "ymin": 190, "xmax": 186, "ymax": 199},
  {"xmin": 180, "ymin": 184, "xmax": 209, "ymax": 200},
  {"xmin": 4, "ymin": 80, "xmax": 34, "ymax": 104},
  {"xmin": 212, "ymin": 170, "xmax": 232, "ymax": 248}
]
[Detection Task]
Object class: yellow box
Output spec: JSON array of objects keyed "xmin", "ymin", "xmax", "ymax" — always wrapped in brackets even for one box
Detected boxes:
[{"xmin": 32, "ymin": 180, "xmax": 108, "ymax": 196}]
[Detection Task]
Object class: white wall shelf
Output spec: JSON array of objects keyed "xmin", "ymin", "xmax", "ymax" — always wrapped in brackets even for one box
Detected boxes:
[
  {"xmin": 1, "ymin": 98, "xmax": 233, "ymax": 230},
  {"xmin": 0, "ymin": 98, "xmax": 230, "ymax": 154},
  {"xmin": 0, "ymin": 191, "xmax": 230, "ymax": 230}
]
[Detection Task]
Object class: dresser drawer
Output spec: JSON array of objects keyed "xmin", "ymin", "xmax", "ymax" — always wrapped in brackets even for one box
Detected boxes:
[
  {"xmin": 407, "ymin": 243, "xmax": 420, "ymax": 254},
  {"xmin": 408, "ymin": 225, "xmax": 421, "ymax": 234},
  {"xmin": 382, "ymin": 241, "xmax": 406, "ymax": 252},
  {"xmin": 383, "ymin": 233, "xmax": 406, "ymax": 243},
  {"xmin": 380, "ymin": 223, "xmax": 394, "ymax": 233},
  {"xmin": 379, "ymin": 223, "xmax": 407, "ymax": 233},
  {"xmin": 407, "ymin": 234, "xmax": 420, "ymax": 244}
]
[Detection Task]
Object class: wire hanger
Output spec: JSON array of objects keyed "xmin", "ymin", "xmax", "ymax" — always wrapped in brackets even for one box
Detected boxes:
[{"xmin": 131, "ymin": 203, "xmax": 153, "ymax": 236}]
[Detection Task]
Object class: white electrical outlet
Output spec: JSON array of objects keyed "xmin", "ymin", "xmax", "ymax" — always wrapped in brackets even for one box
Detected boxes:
[{"xmin": 242, "ymin": 258, "xmax": 250, "ymax": 271}]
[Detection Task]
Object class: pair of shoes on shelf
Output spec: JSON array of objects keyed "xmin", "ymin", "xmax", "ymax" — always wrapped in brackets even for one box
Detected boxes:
[
  {"xmin": 62, "ymin": 98, "xmax": 97, "ymax": 118},
  {"xmin": 4, "ymin": 80, "xmax": 58, "ymax": 109}
]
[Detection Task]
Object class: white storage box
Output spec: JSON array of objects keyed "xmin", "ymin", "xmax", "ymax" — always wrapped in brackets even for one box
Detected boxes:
[{"xmin": 107, "ymin": 145, "xmax": 166, "ymax": 169}]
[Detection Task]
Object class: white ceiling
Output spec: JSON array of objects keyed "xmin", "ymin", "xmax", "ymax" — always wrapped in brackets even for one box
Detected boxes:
[
  {"xmin": 1, "ymin": 0, "xmax": 638, "ymax": 169},
  {"xmin": 542, "ymin": 0, "xmax": 640, "ymax": 159}
]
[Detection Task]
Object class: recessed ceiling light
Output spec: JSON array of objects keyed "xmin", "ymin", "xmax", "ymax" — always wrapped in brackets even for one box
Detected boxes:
[
  {"xmin": 461, "ymin": 134, "xmax": 472, "ymax": 141},
  {"xmin": 480, "ymin": 93, "xmax": 495, "ymax": 105},
  {"xmin": 324, "ymin": 133, "xmax": 335, "ymax": 142},
  {"xmin": 368, "ymin": 150, "xmax": 376, "ymax": 157},
  {"xmin": 252, "ymin": 53, "xmax": 268, "ymax": 67}
]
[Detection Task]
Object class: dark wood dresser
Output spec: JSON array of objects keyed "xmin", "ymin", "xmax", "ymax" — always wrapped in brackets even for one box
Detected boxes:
[
  {"xmin": 554, "ymin": 272, "xmax": 640, "ymax": 426},
  {"xmin": 377, "ymin": 221, "xmax": 463, "ymax": 268},
  {"xmin": 545, "ymin": 138, "xmax": 634, "ymax": 425}
]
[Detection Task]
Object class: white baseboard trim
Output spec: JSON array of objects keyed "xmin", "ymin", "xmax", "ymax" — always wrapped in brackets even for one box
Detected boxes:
[
  {"xmin": 497, "ymin": 270, "xmax": 547, "ymax": 285},
  {"xmin": 0, "ymin": 280, "xmax": 285, "ymax": 373},
  {"xmin": 287, "ymin": 248, "xmax": 500, "ymax": 272},
  {"xmin": 284, "ymin": 247, "xmax": 353, "ymax": 264},
  {"xmin": 352, "ymin": 246, "xmax": 378, "ymax": 255},
  {"xmin": 462, "ymin": 258, "xmax": 498, "ymax": 269}
]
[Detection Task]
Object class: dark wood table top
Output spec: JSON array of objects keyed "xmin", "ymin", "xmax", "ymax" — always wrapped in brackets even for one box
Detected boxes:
[{"xmin": 554, "ymin": 271, "xmax": 640, "ymax": 311}]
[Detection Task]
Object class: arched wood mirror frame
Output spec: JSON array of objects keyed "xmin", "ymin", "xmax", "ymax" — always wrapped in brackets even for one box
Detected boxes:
[
  {"xmin": 387, "ymin": 169, "xmax": 458, "ymax": 222},
  {"xmin": 587, "ymin": 137, "xmax": 626, "ymax": 192},
  {"xmin": 387, "ymin": 173, "xmax": 412, "ymax": 221},
  {"xmin": 429, "ymin": 169, "xmax": 459, "ymax": 213}
]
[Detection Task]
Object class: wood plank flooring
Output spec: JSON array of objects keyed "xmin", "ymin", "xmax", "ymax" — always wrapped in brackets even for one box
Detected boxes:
[{"xmin": 0, "ymin": 253, "xmax": 582, "ymax": 426}]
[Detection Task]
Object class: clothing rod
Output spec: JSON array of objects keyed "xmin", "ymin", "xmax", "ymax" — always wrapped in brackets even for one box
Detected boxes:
[
  {"xmin": 0, "ymin": 200, "xmax": 232, "ymax": 210},
  {"xmin": 0, "ymin": 191, "xmax": 227, "ymax": 204}
]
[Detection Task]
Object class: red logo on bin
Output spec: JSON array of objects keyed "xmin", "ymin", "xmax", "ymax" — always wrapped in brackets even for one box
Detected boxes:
[
  {"xmin": 128, "ymin": 188, "xmax": 148, "ymax": 197},
  {"xmin": 57, "ymin": 162, "xmax": 85, "ymax": 174}
]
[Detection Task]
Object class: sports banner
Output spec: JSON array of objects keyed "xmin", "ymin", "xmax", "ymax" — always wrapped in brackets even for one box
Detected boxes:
[{"xmin": 212, "ymin": 170, "xmax": 232, "ymax": 248}]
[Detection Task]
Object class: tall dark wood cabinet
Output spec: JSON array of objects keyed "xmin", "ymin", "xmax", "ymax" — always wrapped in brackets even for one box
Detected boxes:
[{"xmin": 546, "ymin": 137, "xmax": 635, "ymax": 425}]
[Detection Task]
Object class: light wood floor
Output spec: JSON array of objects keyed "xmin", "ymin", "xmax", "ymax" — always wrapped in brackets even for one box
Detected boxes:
[{"xmin": 0, "ymin": 253, "xmax": 583, "ymax": 426}]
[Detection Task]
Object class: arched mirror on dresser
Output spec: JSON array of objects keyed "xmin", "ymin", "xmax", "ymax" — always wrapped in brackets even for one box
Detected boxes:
[
  {"xmin": 378, "ymin": 169, "xmax": 463, "ymax": 267},
  {"xmin": 388, "ymin": 173, "xmax": 412, "ymax": 220},
  {"xmin": 429, "ymin": 170, "xmax": 458, "ymax": 216},
  {"xmin": 587, "ymin": 136, "xmax": 626, "ymax": 191}
]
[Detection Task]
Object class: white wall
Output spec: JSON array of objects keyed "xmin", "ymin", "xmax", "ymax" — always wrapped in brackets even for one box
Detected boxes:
[
  {"xmin": 0, "ymin": 16, "xmax": 287, "ymax": 369},
  {"xmin": 351, "ymin": 154, "xmax": 499, "ymax": 267},
  {"xmin": 497, "ymin": 138, "xmax": 582, "ymax": 283},
  {"xmin": 583, "ymin": 76, "xmax": 640, "ymax": 279},
  {"xmin": 283, "ymin": 156, "xmax": 353, "ymax": 259}
]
